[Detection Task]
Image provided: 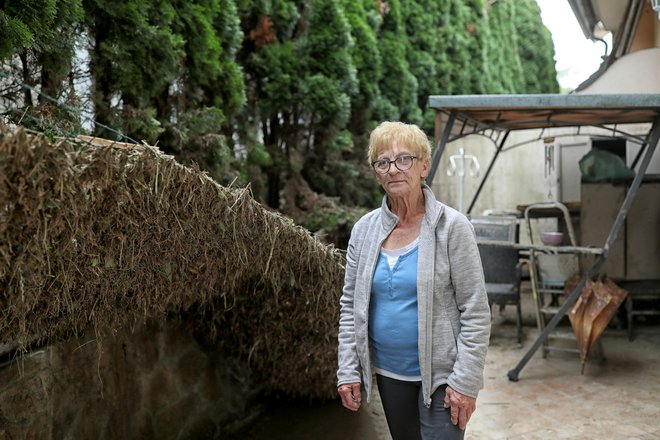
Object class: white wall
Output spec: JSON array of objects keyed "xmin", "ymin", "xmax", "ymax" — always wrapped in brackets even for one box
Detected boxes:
[
  {"xmin": 431, "ymin": 129, "xmax": 563, "ymax": 216},
  {"xmin": 430, "ymin": 124, "xmax": 660, "ymax": 216}
]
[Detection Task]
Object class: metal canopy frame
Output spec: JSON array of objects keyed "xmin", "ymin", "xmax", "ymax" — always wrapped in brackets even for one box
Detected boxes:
[{"xmin": 426, "ymin": 93, "xmax": 660, "ymax": 381}]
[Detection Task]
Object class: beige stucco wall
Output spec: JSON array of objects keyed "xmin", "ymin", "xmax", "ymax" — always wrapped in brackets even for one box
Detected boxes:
[
  {"xmin": 581, "ymin": 48, "xmax": 660, "ymax": 94},
  {"xmin": 430, "ymin": 124, "xmax": 660, "ymax": 217},
  {"xmin": 431, "ymin": 129, "xmax": 567, "ymax": 216}
]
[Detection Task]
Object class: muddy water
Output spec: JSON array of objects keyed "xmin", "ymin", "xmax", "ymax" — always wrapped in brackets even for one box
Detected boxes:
[{"xmin": 243, "ymin": 396, "xmax": 391, "ymax": 440}]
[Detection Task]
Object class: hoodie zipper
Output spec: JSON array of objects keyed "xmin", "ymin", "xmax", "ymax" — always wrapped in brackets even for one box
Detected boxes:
[
  {"xmin": 423, "ymin": 204, "xmax": 442, "ymax": 408},
  {"xmin": 363, "ymin": 219, "xmax": 396, "ymax": 403}
]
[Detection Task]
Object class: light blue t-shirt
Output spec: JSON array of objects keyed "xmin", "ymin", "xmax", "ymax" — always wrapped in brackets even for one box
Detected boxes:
[{"xmin": 369, "ymin": 239, "xmax": 421, "ymax": 380}]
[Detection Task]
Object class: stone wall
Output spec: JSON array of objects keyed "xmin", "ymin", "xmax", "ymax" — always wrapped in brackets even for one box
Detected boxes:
[{"xmin": 0, "ymin": 320, "xmax": 259, "ymax": 439}]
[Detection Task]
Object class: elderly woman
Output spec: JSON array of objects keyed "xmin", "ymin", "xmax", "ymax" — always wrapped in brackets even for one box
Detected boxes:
[{"xmin": 336, "ymin": 121, "xmax": 491, "ymax": 440}]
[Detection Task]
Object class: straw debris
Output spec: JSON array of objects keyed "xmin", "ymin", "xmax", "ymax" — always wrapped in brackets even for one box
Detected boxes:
[{"xmin": 0, "ymin": 127, "xmax": 345, "ymax": 399}]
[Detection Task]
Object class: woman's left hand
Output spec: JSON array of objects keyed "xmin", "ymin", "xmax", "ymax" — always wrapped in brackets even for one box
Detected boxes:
[{"xmin": 443, "ymin": 386, "xmax": 477, "ymax": 430}]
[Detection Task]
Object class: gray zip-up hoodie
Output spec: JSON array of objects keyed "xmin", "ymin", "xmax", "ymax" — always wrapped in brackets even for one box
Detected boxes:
[{"xmin": 337, "ymin": 185, "xmax": 491, "ymax": 406}]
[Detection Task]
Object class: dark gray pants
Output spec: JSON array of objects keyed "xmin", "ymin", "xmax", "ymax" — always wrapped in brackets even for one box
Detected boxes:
[{"xmin": 376, "ymin": 374, "xmax": 465, "ymax": 440}]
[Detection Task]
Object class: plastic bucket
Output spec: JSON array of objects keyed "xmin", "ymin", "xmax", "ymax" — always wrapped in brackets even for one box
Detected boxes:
[{"xmin": 537, "ymin": 254, "xmax": 579, "ymax": 286}]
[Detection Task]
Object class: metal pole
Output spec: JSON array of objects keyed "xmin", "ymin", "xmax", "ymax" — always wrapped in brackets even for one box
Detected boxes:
[
  {"xmin": 448, "ymin": 148, "xmax": 479, "ymax": 213},
  {"xmin": 427, "ymin": 111, "xmax": 456, "ymax": 185},
  {"xmin": 508, "ymin": 117, "xmax": 660, "ymax": 381},
  {"xmin": 467, "ymin": 130, "xmax": 510, "ymax": 215},
  {"xmin": 459, "ymin": 148, "xmax": 465, "ymax": 213}
]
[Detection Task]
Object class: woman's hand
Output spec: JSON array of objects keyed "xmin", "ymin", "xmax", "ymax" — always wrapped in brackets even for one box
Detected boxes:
[
  {"xmin": 443, "ymin": 386, "xmax": 476, "ymax": 430},
  {"xmin": 338, "ymin": 383, "xmax": 362, "ymax": 411}
]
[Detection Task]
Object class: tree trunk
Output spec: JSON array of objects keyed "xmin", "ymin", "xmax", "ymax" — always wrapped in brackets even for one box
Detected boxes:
[
  {"xmin": 40, "ymin": 52, "xmax": 68, "ymax": 101},
  {"xmin": 89, "ymin": 17, "xmax": 114, "ymax": 135},
  {"xmin": 264, "ymin": 116, "xmax": 281, "ymax": 209},
  {"xmin": 19, "ymin": 50, "xmax": 33, "ymax": 108}
]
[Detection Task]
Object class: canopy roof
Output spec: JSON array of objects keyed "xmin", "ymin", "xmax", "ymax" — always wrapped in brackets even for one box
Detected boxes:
[{"xmin": 427, "ymin": 93, "xmax": 660, "ymax": 131}]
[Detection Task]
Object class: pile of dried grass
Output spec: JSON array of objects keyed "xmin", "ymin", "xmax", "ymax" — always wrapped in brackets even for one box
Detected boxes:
[{"xmin": 0, "ymin": 127, "xmax": 346, "ymax": 399}]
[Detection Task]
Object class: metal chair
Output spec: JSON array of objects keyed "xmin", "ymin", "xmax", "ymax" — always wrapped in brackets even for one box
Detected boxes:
[{"xmin": 471, "ymin": 216, "xmax": 523, "ymax": 345}]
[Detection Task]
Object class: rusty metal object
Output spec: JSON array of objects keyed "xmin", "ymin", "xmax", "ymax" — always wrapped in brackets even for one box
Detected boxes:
[{"xmin": 565, "ymin": 276, "xmax": 628, "ymax": 372}]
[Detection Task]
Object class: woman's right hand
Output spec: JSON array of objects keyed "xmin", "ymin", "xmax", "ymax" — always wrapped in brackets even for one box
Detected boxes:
[{"xmin": 338, "ymin": 383, "xmax": 362, "ymax": 411}]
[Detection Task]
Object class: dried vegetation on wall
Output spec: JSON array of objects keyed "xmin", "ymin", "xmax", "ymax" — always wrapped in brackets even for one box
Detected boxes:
[{"xmin": 0, "ymin": 127, "xmax": 345, "ymax": 399}]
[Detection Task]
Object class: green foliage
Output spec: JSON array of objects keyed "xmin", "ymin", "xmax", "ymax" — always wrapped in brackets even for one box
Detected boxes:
[
  {"xmin": 513, "ymin": 0, "xmax": 560, "ymax": 93},
  {"xmin": 462, "ymin": 0, "xmax": 489, "ymax": 94},
  {"xmin": 300, "ymin": 0, "xmax": 356, "ymax": 142},
  {"xmin": 85, "ymin": 0, "xmax": 185, "ymax": 108},
  {"xmin": 299, "ymin": 0, "xmax": 366, "ymax": 207},
  {"xmin": 340, "ymin": 0, "xmax": 383, "ymax": 135},
  {"xmin": 0, "ymin": 0, "xmax": 560, "ymax": 246},
  {"xmin": 0, "ymin": 0, "xmax": 84, "ymax": 102},
  {"xmin": 105, "ymin": 106, "xmax": 164, "ymax": 143},
  {"xmin": 375, "ymin": 0, "xmax": 421, "ymax": 124},
  {"xmin": 0, "ymin": 1, "xmax": 84, "ymax": 141},
  {"xmin": 301, "ymin": 74, "xmax": 351, "ymax": 129},
  {"xmin": 245, "ymin": 39, "xmax": 300, "ymax": 122},
  {"xmin": 167, "ymin": 107, "xmax": 233, "ymax": 182},
  {"xmin": 436, "ymin": 0, "xmax": 481, "ymax": 95},
  {"xmin": 39, "ymin": 1, "xmax": 85, "ymax": 97},
  {"xmin": 0, "ymin": 0, "xmax": 59, "ymax": 56},
  {"xmin": 247, "ymin": 142, "xmax": 271, "ymax": 167},
  {"xmin": 168, "ymin": 107, "xmax": 225, "ymax": 149},
  {"xmin": 486, "ymin": 0, "xmax": 525, "ymax": 93},
  {"xmin": 303, "ymin": 0, "xmax": 356, "ymax": 94},
  {"xmin": 0, "ymin": 13, "xmax": 32, "ymax": 58},
  {"xmin": 213, "ymin": 0, "xmax": 247, "ymax": 116},
  {"xmin": 402, "ymin": 0, "xmax": 438, "ymax": 111}
]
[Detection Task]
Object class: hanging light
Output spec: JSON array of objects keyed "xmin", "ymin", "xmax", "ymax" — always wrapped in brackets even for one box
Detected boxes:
[{"xmin": 652, "ymin": 0, "xmax": 660, "ymax": 19}]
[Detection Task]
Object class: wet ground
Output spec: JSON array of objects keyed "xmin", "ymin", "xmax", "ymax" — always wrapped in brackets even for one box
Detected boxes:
[
  {"xmin": 245, "ymin": 282, "xmax": 660, "ymax": 440},
  {"xmin": 242, "ymin": 395, "xmax": 389, "ymax": 440}
]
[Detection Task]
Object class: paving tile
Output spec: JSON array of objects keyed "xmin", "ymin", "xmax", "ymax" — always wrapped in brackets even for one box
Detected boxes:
[
  {"xmin": 638, "ymin": 430, "xmax": 660, "ymax": 440},
  {"xmin": 465, "ymin": 285, "xmax": 660, "ymax": 440}
]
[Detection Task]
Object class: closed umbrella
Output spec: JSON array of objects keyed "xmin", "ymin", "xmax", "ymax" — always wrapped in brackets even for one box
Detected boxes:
[{"xmin": 565, "ymin": 276, "xmax": 628, "ymax": 372}]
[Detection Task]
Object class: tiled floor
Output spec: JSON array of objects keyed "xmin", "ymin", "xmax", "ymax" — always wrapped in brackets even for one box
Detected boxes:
[{"xmin": 468, "ymin": 282, "xmax": 660, "ymax": 440}]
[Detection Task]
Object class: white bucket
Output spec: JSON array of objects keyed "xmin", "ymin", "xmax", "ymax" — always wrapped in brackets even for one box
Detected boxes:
[{"xmin": 537, "ymin": 254, "xmax": 579, "ymax": 286}]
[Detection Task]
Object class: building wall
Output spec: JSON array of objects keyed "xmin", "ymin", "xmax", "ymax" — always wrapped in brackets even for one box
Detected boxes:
[
  {"xmin": 0, "ymin": 320, "xmax": 258, "ymax": 438},
  {"xmin": 431, "ymin": 128, "xmax": 584, "ymax": 216},
  {"xmin": 430, "ymin": 123, "xmax": 659, "ymax": 218},
  {"xmin": 630, "ymin": 1, "xmax": 660, "ymax": 52},
  {"xmin": 431, "ymin": 130, "xmax": 543, "ymax": 216}
]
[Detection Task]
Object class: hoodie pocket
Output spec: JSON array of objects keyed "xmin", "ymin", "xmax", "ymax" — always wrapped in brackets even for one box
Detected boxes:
[{"xmin": 432, "ymin": 309, "xmax": 458, "ymax": 371}]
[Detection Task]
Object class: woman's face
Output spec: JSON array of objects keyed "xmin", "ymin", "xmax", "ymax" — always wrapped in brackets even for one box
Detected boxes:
[{"xmin": 374, "ymin": 142, "xmax": 429, "ymax": 199}]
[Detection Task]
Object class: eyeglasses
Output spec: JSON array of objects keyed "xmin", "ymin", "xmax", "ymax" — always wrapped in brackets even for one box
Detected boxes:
[{"xmin": 371, "ymin": 155, "xmax": 418, "ymax": 174}]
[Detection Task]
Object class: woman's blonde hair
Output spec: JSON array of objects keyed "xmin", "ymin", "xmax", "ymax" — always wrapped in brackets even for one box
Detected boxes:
[{"xmin": 367, "ymin": 121, "xmax": 432, "ymax": 164}]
